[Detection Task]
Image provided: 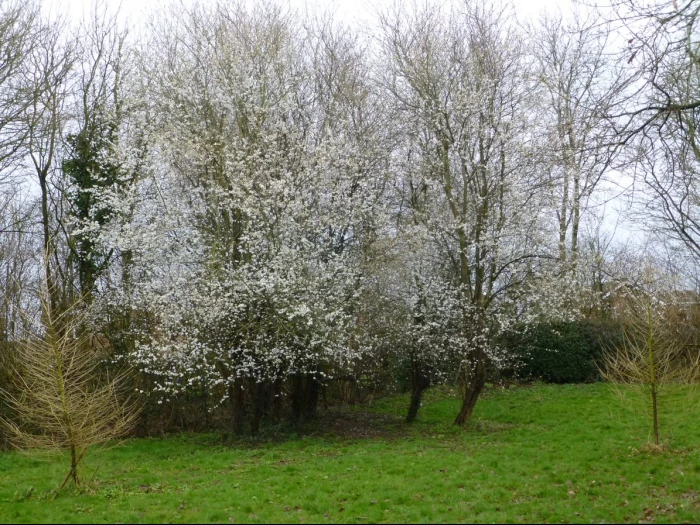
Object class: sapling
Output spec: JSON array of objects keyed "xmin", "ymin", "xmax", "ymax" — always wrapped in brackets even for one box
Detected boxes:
[
  {"xmin": 600, "ymin": 289, "xmax": 700, "ymax": 447},
  {"xmin": 0, "ymin": 293, "xmax": 140, "ymax": 489}
]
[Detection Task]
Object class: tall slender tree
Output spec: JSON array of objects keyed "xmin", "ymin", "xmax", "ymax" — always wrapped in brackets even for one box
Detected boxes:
[{"xmin": 380, "ymin": 1, "xmax": 564, "ymax": 425}]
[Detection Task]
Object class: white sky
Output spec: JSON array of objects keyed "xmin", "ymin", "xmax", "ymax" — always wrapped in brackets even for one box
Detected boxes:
[{"xmin": 48, "ymin": 0, "xmax": 576, "ymax": 29}]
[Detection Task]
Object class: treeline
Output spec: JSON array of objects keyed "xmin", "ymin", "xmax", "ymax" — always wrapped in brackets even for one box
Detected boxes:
[{"xmin": 1, "ymin": 0, "xmax": 699, "ymax": 438}]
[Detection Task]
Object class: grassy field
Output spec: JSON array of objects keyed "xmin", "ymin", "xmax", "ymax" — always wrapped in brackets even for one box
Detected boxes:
[{"xmin": 1, "ymin": 383, "xmax": 700, "ymax": 523}]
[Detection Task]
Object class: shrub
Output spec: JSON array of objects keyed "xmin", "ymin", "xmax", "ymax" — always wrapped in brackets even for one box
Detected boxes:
[{"xmin": 503, "ymin": 321, "xmax": 620, "ymax": 384}]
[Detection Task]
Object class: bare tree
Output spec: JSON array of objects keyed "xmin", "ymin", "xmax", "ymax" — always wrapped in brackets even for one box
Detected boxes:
[
  {"xmin": 0, "ymin": 292, "xmax": 140, "ymax": 489},
  {"xmin": 0, "ymin": 0, "xmax": 39, "ymax": 186},
  {"xmin": 610, "ymin": 0, "xmax": 700, "ymax": 142},
  {"xmin": 530, "ymin": 11, "xmax": 621, "ymax": 269},
  {"xmin": 606, "ymin": 0, "xmax": 700, "ymax": 278},
  {"xmin": 22, "ymin": 16, "xmax": 75, "ymax": 314},
  {"xmin": 0, "ymin": 194, "xmax": 38, "ymax": 341},
  {"xmin": 600, "ymin": 280, "xmax": 700, "ymax": 447}
]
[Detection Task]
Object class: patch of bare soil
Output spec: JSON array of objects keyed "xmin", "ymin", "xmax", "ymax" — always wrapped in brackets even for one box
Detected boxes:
[
  {"xmin": 314, "ymin": 410, "xmax": 407, "ymax": 440},
  {"xmin": 207, "ymin": 409, "xmax": 408, "ymax": 448}
]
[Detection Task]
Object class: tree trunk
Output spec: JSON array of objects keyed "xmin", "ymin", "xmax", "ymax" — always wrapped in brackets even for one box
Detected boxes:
[
  {"xmin": 570, "ymin": 168, "xmax": 580, "ymax": 271},
  {"xmin": 406, "ymin": 366, "xmax": 431, "ymax": 423},
  {"xmin": 558, "ymin": 160, "xmax": 570, "ymax": 263},
  {"xmin": 269, "ymin": 379, "xmax": 283, "ymax": 422},
  {"xmin": 70, "ymin": 445, "xmax": 78, "ymax": 485},
  {"xmin": 39, "ymin": 173, "xmax": 60, "ymax": 317},
  {"xmin": 290, "ymin": 375, "xmax": 303, "ymax": 421},
  {"xmin": 229, "ymin": 379, "xmax": 246, "ymax": 434},
  {"xmin": 291, "ymin": 374, "xmax": 319, "ymax": 422},
  {"xmin": 202, "ymin": 386, "xmax": 210, "ymax": 430},
  {"xmin": 306, "ymin": 376, "xmax": 319, "ymax": 417},
  {"xmin": 250, "ymin": 381, "xmax": 266, "ymax": 435},
  {"xmin": 647, "ymin": 306, "xmax": 659, "ymax": 446},
  {"xmin": 651, "ymin": 382, "xmax": 660, "ymax": 446},
  {"xmin": 454, "ymin": 350, "xmax": 487, "ymax": 426},
  {"xmin": 59, "ymin": 444, "xmax": 80, "ymax": 490}
]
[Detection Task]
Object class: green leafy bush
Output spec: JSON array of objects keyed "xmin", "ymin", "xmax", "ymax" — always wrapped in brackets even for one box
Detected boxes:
[{"xmin": 502, "ymin": 321, "xmax": 620, "ymax": 384}]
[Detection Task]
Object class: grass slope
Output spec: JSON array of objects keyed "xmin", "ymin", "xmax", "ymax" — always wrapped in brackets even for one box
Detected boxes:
[{"xmin": 1, "ymin": 383, "xmax": 700, "ymax": 523}]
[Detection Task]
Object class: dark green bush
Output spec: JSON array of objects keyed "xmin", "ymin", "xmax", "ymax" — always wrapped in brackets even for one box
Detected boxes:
[{"xmin": 502, "ymin": 321, "xmax": 621, "ymax": 384}]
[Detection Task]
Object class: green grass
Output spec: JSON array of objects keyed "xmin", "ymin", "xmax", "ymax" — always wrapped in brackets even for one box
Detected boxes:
[{"xmin": 2, "ymin": 383, "xmax": 700, "ymax": 523}]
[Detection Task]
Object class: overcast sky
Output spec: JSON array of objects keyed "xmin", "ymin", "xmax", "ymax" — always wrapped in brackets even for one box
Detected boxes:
[{"xmin": 48, "ymin": 0, "xmax": 576, "ymax": 29}]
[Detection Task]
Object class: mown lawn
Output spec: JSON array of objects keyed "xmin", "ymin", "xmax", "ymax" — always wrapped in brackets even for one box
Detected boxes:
[{"xmin": 1, "ymin": 383, "xmax": 700, "ymax": 523}]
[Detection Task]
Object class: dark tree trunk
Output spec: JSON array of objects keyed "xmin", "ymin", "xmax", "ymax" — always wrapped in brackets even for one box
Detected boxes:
[
  {"xmin": 79, "ymin": 254, "xmax": 95, "ymax": 303},
  {"xmin": 70, "ymin": 447, "xmax": 78, "ymax": 487},
  {"xmin": 322, "ymin": 381, "xmax": 328, "ymax": 410},
  {"xmin": 454, "ymin": 349, "xmax": 487, "ymax": 426},
  {"xmin": 39, "ymin": 172, "xmax": 60, "ymax": 316},
  {"xmin": 229, "ymin": 379, "xmax": 246, "ymax": 434},
  {"xmin": 70, "ymin": 445, "xmax": 78, "ymax": 485},
  {"xmin": 406, "ymin": 366, "xmax": 431, "ymax": 423},
  {"xmin": 291, "ymin": 374, "xmax": 320, "ymax": 421},
  {"xmin": 290, "ymin": 375, "xmax": 303, "ymax": 421},
  {"xmin": 306, "ymin": 377, "xmax": 320, "ymax": 417},
  {"xmin": 59, "ymin": 445, "xmax": 81, "ymax": 490},
  {"xmin": 250, "ymin": 381, "xmax": 267, "ymax": 435},
  {"xmin": 269, "ymin": 379, "xmax": 283, "ymax": 422},
  {"xmin": 197, "ymin": 380, "xmax": 211, "ymax": 431}
]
